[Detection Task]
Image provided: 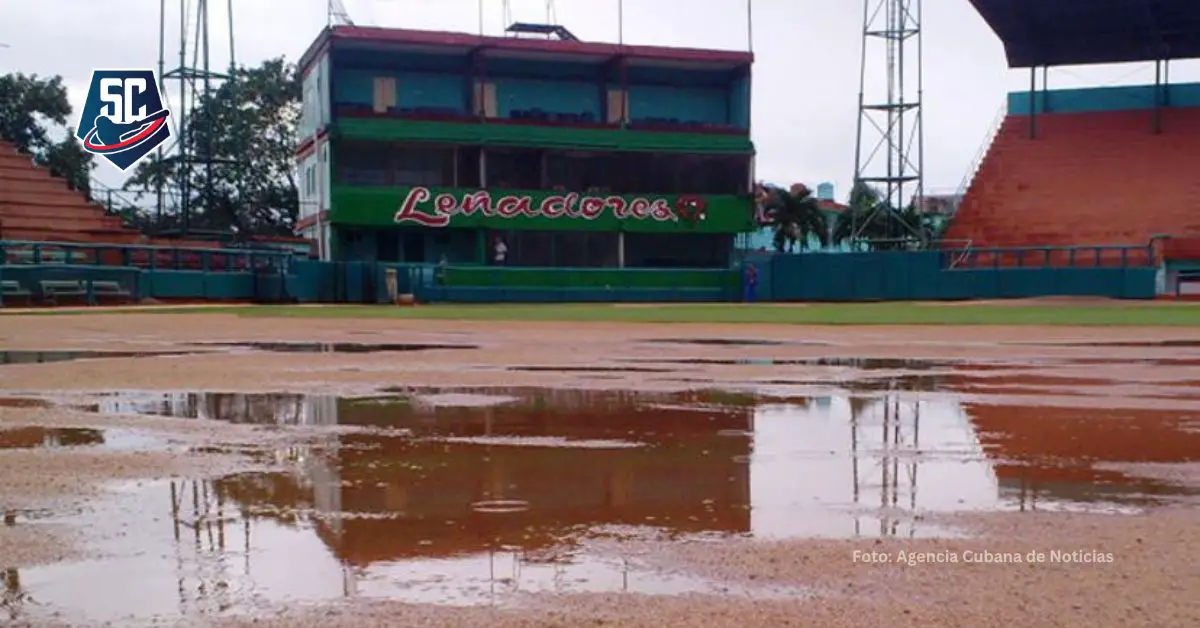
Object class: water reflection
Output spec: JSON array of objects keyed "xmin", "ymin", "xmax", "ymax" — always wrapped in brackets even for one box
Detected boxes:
[
  {"xmin": 0, "ymin": 427, "xmax": 104, "ymax": 449},
  {"xmin": 0, "ymin": 350, "xmax": 190, "ymax": 365},
  {"xmin": 12, "ymin": 389, "xmax": 1200, "ymax": 621},
  {"xmin": 197, "ymin": 342, "xmax": 478, "ymax": 353}
]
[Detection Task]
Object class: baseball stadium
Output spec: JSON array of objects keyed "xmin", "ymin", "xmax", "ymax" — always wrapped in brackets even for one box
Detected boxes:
[{"xmin": 0, "ymin": 1, "xmax": 1199, "ymax": 626}]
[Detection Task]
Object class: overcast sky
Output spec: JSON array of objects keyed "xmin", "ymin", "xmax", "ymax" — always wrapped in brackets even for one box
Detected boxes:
[{"xmin": 4, "ymin": 0, "xmax": 1199, "ymax": 201}]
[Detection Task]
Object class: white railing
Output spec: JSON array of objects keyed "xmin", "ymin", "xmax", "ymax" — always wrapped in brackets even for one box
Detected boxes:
[{"xmin": 949, "ymin": 104, "xmax": 1008, "ymax": 215}]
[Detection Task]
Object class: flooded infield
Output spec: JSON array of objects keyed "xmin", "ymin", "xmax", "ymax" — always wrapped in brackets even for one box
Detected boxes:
[
  {"xmin": 1, "ymin": 315, "xmax": 1199, "ymax": 625},
  {"xmin": 1, "ymin": 387, "xmax": 1196, "ymax": 621}
]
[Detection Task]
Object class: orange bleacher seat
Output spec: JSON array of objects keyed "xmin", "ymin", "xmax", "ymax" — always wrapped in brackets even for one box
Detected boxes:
[
  {"xmin": 946, "ymin": 107, "xmax": 1200, "ymax": 265},
  {"xmin": 0, "ymin": 140, "xmax": 147, "ymax": 245}
]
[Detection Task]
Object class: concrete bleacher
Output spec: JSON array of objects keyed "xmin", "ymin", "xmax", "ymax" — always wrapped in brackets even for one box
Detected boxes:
[
  {"xmin": 946, "ymin": 93, "xmax": 1200, "ymax": 266},
  {"xmin": 0, "ymin": 140, "xmax": 145, "ymax": 244}
]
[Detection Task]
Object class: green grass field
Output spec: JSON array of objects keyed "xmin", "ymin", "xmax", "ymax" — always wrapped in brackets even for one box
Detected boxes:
[{"xmin": 18, "ymin": 301, "xmax": 1196, "ymax": 326}]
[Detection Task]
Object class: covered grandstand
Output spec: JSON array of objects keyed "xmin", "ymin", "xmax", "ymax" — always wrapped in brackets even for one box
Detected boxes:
[{"xmin": 947, "ymin": 0, "xmax": 1200, "ymax": 287}]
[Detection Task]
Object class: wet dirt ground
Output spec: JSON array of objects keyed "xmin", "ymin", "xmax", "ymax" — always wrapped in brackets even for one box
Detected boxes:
[{"xmin": 1, "ymin": 312, "xmax": 1199, "ymax": 627}]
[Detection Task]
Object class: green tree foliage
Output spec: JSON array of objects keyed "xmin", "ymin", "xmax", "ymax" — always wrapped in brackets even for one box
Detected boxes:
[
  {"xmin": 832, "ymin": 182, "xmax": 931, "ymax": 250},
  {"xmin": 125, "ymin": 57, "xmax": 301, "ymax": 237},
  {"xmin": 757, "ymin": 183, "xmax": 829, "ymax": 253},
  {"xmin": 0, "ymin": 73, "xmax": 94, "ymax": 196}
]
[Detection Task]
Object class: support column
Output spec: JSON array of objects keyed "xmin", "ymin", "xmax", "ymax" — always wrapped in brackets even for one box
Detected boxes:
[
  {"xmin": 617, "ymin": 232, "xmax": 625, "ymax": 268},
  {"xmin": 619, "ymin": 57, "xmax": 628, "ymax": 128},
  {"xmin": 1153, "ymin": 58, "xmax": 1163, "ymax": 135},
  {"xmin": 1041, "ymin": 66, "xmax": 1049, "ymax": 112},
  {"xmin": 1028, "ymin": 66, "xmax": 1038, "ymax": 140}
]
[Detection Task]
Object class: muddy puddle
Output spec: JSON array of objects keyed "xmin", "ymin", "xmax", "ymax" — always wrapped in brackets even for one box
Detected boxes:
[
  {"xmin": 643, "ymin": 338, "xmax": 819, "ymax": 347},
  {"xmin": 197, "ymin": 342, "xmax": 479, "ymax": 353},
  {"xmin": 624, "ymin": 357, "xmax": 955, "ymax": 369},
  {"xmin": 4, "ymin": 388, "xmax": 1198, "ymax": 622},
  {"xmin": 1014, "ymin": 339, "xmax": 1200, "ymax": 348},
  {"xmin": 508, "ymin": 366, "xmax": 674, "ymax": 373},
  {"xmin": 72, "ymin": 389, "xmax": 1200, "ymax": 518},
  {"xmin": 0, "ymin": 350, "xmax": 193, "ymax": 365},
  {"xmin": 0, "ymin": 426, "xmax": 166, "ymax": 451}
]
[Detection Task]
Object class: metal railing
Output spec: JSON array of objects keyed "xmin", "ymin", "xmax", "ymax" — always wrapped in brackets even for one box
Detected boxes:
[
  {"xmin": 950, "ymin": 104, "xmax": 1008, "ymax": 215},
  {"xmin": 943, "ymin": 243, "xmax": 1156, "ymax": 270},
  {"xmin": 1, "ymin": 240, "xmax": 293, "ymax": 273}
]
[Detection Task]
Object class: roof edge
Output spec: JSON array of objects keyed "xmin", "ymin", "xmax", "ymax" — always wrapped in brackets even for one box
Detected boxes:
[{"xmin": 320, "ymin": 25, "xmax": 754, "ymax": 65}]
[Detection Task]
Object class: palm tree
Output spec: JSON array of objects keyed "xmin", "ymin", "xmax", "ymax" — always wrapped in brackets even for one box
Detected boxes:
[
  {"xmin": 833, "ymin": 182, "xmax": 929, "ymax": 251},
  {"xmin": 756, "ymin": 183, "xmax": 829, "ymax": 253}
]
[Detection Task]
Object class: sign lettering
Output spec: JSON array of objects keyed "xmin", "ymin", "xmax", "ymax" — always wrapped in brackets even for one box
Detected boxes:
[{"xmin": 394, "ymin": 187, "xmax": 679, "ymax": 227}]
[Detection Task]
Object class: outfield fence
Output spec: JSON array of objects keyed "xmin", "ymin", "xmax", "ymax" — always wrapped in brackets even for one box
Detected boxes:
[{"xmin": 1, "ymin": 240, "xmax": 1161, "ymax": 307}]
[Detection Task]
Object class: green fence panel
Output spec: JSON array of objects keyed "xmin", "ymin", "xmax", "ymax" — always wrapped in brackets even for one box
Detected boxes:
[
  {"xmin": 443, "ymin": 266, "xmax": 733, "ymax": 291},
  {"xmin": 762, "ymin": 247, "xmax": 1157, "ymax": 302},
  {"xmin": 1122, "ymin": 269, "xmax": 1158, "ymax": 299}
]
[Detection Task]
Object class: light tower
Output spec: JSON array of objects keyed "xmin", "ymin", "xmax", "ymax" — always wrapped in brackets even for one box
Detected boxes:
[
  {"xmin": 158, "ymin": 0, "xmax": 236, "ymax": 235},
  {"xmin": 851, "ymin": 0, "xmax": 925, "ymax": 245}
]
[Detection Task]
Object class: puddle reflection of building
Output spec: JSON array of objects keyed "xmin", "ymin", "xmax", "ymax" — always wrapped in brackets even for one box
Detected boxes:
[
  {"xmin": 100, "ymin": 392, "xmax": 331, "ymax": 425},
  {"xmin": 204, "ymin": 392, "xmax": 753, "ymax": 595},
  {"xmin": 165, "ymin": 438, "xmax": 357, "ymax": 612},
  {"xmin": 0, "ymin": 427, "xmax": 105, "ymax": 449},
  {"xmin": 150, "ymin": 388, "xmax": 1200, "ymax": 600}
]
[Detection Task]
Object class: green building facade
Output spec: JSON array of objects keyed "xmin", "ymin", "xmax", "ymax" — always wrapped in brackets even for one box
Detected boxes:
[{"xmin": 295, "ymin": 25, "xmax": 757, "ymax": 269}]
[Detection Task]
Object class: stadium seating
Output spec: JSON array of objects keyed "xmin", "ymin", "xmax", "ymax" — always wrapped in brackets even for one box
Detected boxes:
[
  {"xmin": 0, "ymin": 140, "xmax": 144, "ymax": 244},
  {"xmin": 946, "ymin": 107, "xmax": 1200, "ymax": 265}
]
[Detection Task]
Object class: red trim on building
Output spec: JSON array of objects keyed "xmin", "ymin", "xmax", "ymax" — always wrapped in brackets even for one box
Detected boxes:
[
  {"xmin": 295, "ymin": 127, "xmax": 329, "ymax": 158},
  {"xmin": 296, "ymin": 211, "xmax": 329, "ymax": 232},
  {"xmin": 299, "ymin": 25, "xmax": 753, "ymax": 76}
]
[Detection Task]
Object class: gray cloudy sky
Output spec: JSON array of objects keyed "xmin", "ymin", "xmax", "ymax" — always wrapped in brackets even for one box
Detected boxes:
[{"xmin": 4, "ymin": 0, "xmax": 1198, "ymax": 200}]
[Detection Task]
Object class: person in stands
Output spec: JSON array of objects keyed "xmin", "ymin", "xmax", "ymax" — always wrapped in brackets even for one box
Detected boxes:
[{"xmin": 743, "ymin": 263, "xmax": 758, "ymax": 302}]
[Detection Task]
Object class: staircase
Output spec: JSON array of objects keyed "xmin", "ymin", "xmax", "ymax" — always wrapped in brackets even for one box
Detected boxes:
[{"xmin": 945, "ymin": 107, "xmax": 1200, "ymax": 264}]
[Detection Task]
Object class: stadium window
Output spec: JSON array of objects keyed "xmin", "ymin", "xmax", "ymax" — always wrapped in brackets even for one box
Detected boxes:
[
  {"xmin": 338, "ymin": 141, "xmax": 392, "ymax": 185},
  {"xmin": 392, "ymin": 145, "xmax": 454, "ymax": 187},
  {"xmin": 487, "ymin": 149, "xmax": 542, "ymax": 189}
]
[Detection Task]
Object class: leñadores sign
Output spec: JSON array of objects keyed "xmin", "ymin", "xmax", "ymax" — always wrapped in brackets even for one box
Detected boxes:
[{"xmin": 393, "ymin": 187, "xmax": 681, "ymax": 227}]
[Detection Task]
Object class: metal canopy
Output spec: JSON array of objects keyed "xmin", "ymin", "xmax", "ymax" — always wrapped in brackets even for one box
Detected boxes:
[{"xmin": 968, "ymin": 0, "xmax": 1200, "ymax": 67}]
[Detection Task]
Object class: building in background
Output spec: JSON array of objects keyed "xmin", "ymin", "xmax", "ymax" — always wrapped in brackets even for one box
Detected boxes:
[{"xmin": 295, "ymin": 24, "xmax": 756, "ymax": 268}]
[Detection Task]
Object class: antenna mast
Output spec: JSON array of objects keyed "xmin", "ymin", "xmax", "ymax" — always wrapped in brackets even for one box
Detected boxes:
[
  {"xmin": 328, "ymin": 0, "xmax": 355, "ymax": 26},
  {"xmin": 851, "ymin": 0, "xmax": 925, "ymax": 246},
  {"xmin": 158, "ymin": 0, "xmax": 236, "ymax": 236}
]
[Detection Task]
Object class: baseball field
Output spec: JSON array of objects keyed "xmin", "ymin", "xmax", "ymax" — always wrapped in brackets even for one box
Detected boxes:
[{"xmin": 0, "ymin": 300, "xmax": 1197, "ymax": 626}]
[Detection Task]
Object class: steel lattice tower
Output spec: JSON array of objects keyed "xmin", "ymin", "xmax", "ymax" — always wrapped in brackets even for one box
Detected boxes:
[
  {"xmin": 851, "ymin": 0, "xmax": 924, "ymax": 244},
  {"xmin": 158, "ymin": 0, "xmax": 236, "ymax": 235}
]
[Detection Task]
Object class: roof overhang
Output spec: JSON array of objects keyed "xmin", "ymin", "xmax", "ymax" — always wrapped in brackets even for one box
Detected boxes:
[{"xmin": 968, "ymin": 0, "xmax": 1200, "ymax": 68}]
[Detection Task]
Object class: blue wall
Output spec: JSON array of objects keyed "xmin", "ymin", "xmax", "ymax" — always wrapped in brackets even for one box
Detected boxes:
[
  {"xmin": 627, "ymin": 84, "xmax": 728, "ymax": 125},
  {"xmin": 334, "ymin": 69, "xmax": 375, "ymax": 106},
  {"xmin": 400, "ymin": 72, "xmax": 468, "ymax": 111},
  {"xmin": 333, "ymin": 70, "xmax": 467, "ymax": 111},
  {"xmin": 1008, "ymin": 82, "xmax": 1200, "ymax": 115},
  {"xmin": 495, "ymin": 78, "xmax": 600, "ymax": 117},
  {"xmin": 730, "ymin": 76, "xmax": 750, "ymax": 128},
  {"xmin": 331, "ymin": 53, "xmax": 748, "ymax": 127}
]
